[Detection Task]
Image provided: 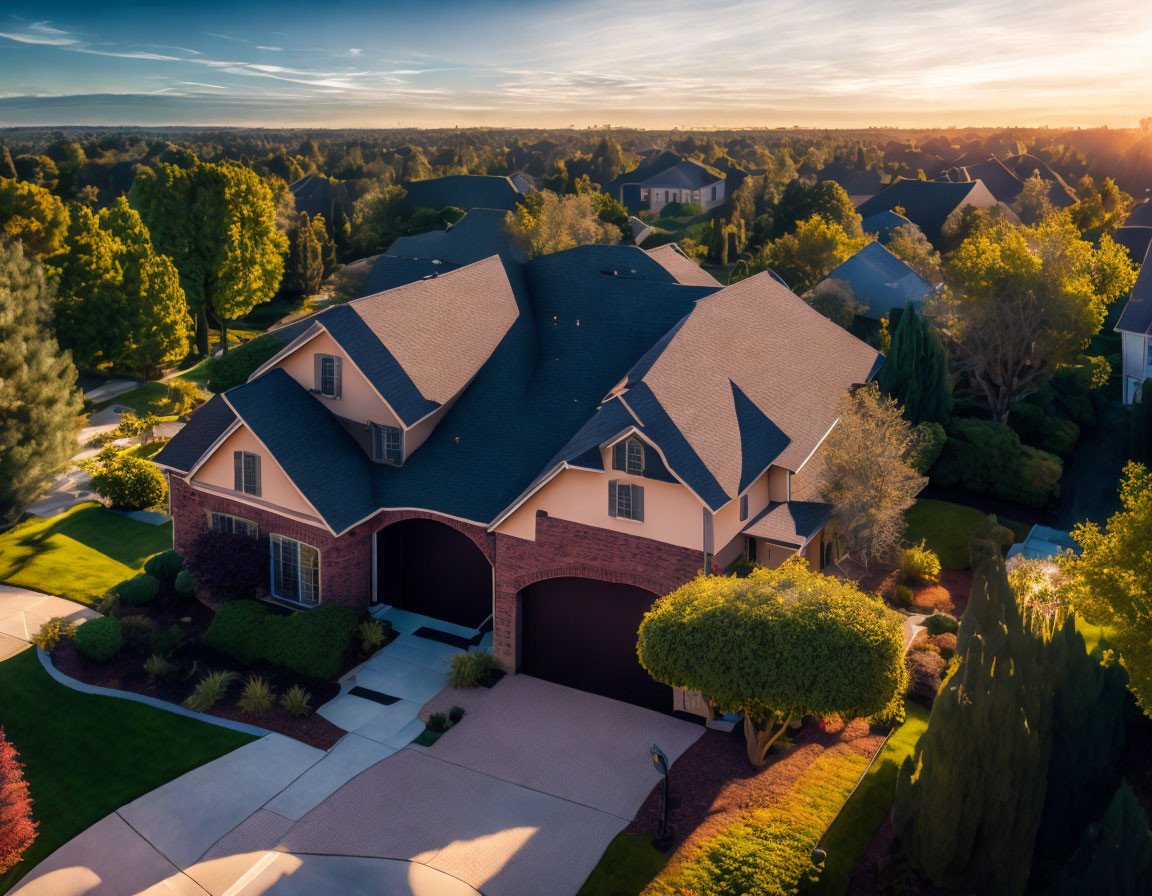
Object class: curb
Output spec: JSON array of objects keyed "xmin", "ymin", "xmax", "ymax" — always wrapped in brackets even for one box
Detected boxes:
[{"xmin": 36, "ymin": 647, "xmax": 271, "ymax": 738}]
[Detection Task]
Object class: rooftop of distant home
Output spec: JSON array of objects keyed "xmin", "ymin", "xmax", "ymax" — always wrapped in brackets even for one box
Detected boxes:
[
  {"xmin": 1116, "ymin": 238, "xmax": 1152, "ymax": 337},
  {"xmin": 399, "ymin": 174, "xmax": 523, "ymax": 213},
  {"xmin": 855, "ymin": 177, "xmax": 1017, "ymax": 246}
]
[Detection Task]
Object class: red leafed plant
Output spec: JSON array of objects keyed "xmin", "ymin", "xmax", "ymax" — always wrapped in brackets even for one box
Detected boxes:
[{"xmin": 0, "ymin": 726, "xmax": 37, "ymax": 874}]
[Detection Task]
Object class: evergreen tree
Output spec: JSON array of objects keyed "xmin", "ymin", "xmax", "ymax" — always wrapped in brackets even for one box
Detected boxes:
[
  {"xmin": 877, "ymin": 302, "xmax": 953, "ymax": 424},
  {"xmin": 331, "ymin": 201, "xmax": 352, "ymax": 259},
  {"xmin": 707, "ymin": 217, "xmax": 726, "ymax": 264},
  {"xmin": 283, "ymin": 216, "xmax": 324, "ymax": 300},
  {"xmin": 0, "ymin": 144, "xmax": 15, "ymax": 180},
  {"xmin": 310, "ymin": 214, "xmax": 338, "ymax": 276},
  {"xmin": 0, "ymin": 241, "xmax": 82, "ymax": 526},
  {"xmin": 1047, "ymin": 785, "xmax": 1152, "ymax": 896},
  {"xmin": 895, "ymin": 551, "xmax": 1056, "ymax": 894}
]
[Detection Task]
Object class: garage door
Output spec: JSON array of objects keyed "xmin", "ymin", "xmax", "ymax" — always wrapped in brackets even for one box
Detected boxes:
[{"xmin": 519, "ymin": 577, "xmax": 671, "ymax": 712}]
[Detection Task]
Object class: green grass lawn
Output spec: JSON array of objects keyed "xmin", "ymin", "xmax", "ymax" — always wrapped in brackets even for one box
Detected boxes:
[
  {"xmin": 95, "ymin": 381, "xmax": 171, "ymax": 415},
  {"xmin": 578, "ymin": 833, "xmax": 668, "ymax": 896},
  {"xmin": 905, "ymin": 499, "xmax": 1029, "ymax": 570},
  {"xmin": 0, "ymin": 649, "xmax": 255, "ymax": 892},
  {"xmin": 808, "ymin": 703, "xmax": 932, "ymax": 896},
  {"xmin": 0, "ymin": 503, "xmax": 172, "ymax": 605}
]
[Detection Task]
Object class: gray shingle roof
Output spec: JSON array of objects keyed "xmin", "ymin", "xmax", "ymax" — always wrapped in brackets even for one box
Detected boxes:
[
  {"xmin": 861, "ymin": 210, "xmax": 915, "ymax": 241},
  {"xmin": 1126, "ymin": 200, "xmax": 1152, "ymax": 227},
  {"xmin": 961, "ymin": 158, "xmax": 1023, "ymax": 203},
  {"xmin": 742, "ymin": 501, "xmax": 832, "ymax": 548},
  {"xmin": 821, "ymin": 242, "xmax": 934, "ymax": 319},
  {"xmin": 1116, "ymin": 239, "xmax": 1152, "ymax": 336},
  {"xmin": 401, "ymin": 175, "xmax": 521, "ymax": 213},
  {"xmin": 1114, "ymin": 227, "xmax": 1152, "ymax": 266},
  {"xmin": 152, "ymin": 394, "xmax": 235, "ymax": 474},
  {"xmin": 856, "ymin": 178, "xmax": 1012, "ymax": 246},
  {"xmin": 644, "ymin": 244, "xmax": 722, "ymax": 287},
  {"xmin": 638, "ymin": 159, "xmax": 723, "ymax": 190}
]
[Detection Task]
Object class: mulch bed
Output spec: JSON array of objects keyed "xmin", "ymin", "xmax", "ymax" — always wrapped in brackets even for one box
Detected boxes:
[
  {"xmin": 844, "ymin": 564, "xmax": 972, "ymax": 619},
  {"xmin": 626, "ymin": 717, "xmax": 885, "ymax": 859}
]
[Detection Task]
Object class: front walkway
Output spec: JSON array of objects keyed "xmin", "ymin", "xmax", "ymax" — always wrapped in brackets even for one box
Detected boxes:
[{"xmin": 0, "ymin": 585, "xmax": 100, "ymax": 661}]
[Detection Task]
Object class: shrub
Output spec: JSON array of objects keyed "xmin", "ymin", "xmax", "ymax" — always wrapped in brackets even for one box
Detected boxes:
[
  {"xmin": 149, "ymin": 624, "xmax": 186, "ymax": 658},
  {"xmin": 184, "ymin": 530, "xmax": 268, "ymax": 602},
  {"xmin": 426, "ymin": 711, "xmax": 450, "ymax": 733},
  {"xmin": 204, "ymin": 334, "xmax": 282, "ymax": 393},
  {"xmin": 75, "ymin": 617, "xmax": 123, "ymax": 662},
  {"xmin": 184, "ymin": 669, "xmax": 238, "ymax": 712},
  {"xmin": 31, "ymin": 616, "xmax": 76, "ymax": 651},
  {"xmin": 1039, "ymin": 417, "xmax": 1080, "ymax": 456},
  {"xmin": 174, "ymin": 569, "xmax": 195, "ymax": 598},
  {"xmin": 0, "ymin": 727, "xmax": 37, "ymax": 875},
  {"xmin": 202, "ymin": 601, "xmax": 268, "ymax": 663},
  {"xmin": 280, "ymin": 685, "xmax": 312, "ymax": 717},
  {"xmin": 925, "ymin": 612, "xmax": 958, "ymax": 635},
  {"xmin": 933, "ymin": 417, "xmax": 1062, "ymax": 508},
  {"xmin": 869, "ymin": 693, "xmax": 907, "ymax": 729},
  {"xmin": 906, "ymin": 650, "xmax": 947, "ymax": 707},
  {"xmin": 167, "ymin": 379, "xmax": 202, "ymax": 415},
  {"xmin": 899, "ymin": 540, "xmax": 941, "ymax": 584},
  {"xmin": 909, "ymin": 421, "xmax": 946, "ymax": 474},
  {"xmin": 203, "ymin": 600, "xmax": 357, "ymax": 679},
  {"xmin": 237, "ymin": 675, "xmax": 276, "ymax": 716},
  {"xmin": 358, "ymin": 618, "xmax": 386, "ymax": 653},
  {"xmin": 893, "ymin": 584, "xmax": 914, "ymax": 608},
  {"xmin": 143, "ymin": 550, "xmax": 183, "ymax": 580},
  {"xmin": 929, "ymin": 632, "xmax": 957, "ymax": 660},
  {"xmin": 119, "ymin": 615, "xmax": 156, "ymax": 649},
  {"xmin": 449, "ymin": 650, "xmax": 500, "ymax": 689},
  {"xmin": 113, "ymin": 574, "xmax": 160, "ymax": 607},
  {"xmin": 95, "ymin": 592, "xmax": 119, "ymax": 615},
  {"xmin": 82, "ymin": 452, "xmax": 168, "ymax": 510},
  {"xmin": 144, "ymin": 653, "xmax": 177, "ymax": 679}
]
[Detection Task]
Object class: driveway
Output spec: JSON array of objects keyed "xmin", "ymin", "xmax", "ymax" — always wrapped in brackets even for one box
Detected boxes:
[
  {"xmin": 14, "ymin": 676, "xmax": 702, "ymax": 896},
  {"xmin": 0, "ymin": 585, "xmax": 100, "ymax": 661}
]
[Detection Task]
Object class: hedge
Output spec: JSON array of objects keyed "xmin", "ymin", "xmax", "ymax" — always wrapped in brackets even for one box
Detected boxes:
[
  {"xmin": 75, "ymin": 617, "xmax": 123, "ymax": 663},
  {"xmin": 112, "ymin": 574, "xmax": 159, "ymax": 607},
  {"xmin": 203, "ymin": 600, "xmax": 358, "ymax": 679},
  {"xmin": 204, "ymin": 335, "xmax": 283, "ymax": 393},
  {"xmin": 932, "ymin": 417, "xmax": 1062, "ymax": 508},
  {"xmin": 143, "ymin": 550, "xmax": 183, "ymax": 580}
]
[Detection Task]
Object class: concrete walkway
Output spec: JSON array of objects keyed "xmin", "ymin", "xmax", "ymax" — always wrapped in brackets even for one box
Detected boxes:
[{"xmin": 0, "ymin": 585, "xmax": 99, "ymax": 661}]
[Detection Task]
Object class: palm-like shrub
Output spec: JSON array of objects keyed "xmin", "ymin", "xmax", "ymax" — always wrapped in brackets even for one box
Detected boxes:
[
  {"xmin": 144, "ymin": 653, "xmax": 177, "ymax": 679},
  {"xmin": 899, "ymin": 540, "xmax": 941, "ymax": 584},
  {"xmin": 280, "ymin": 685, "xmax": 312, "ymax": 717},
  {"xmin": 184, "ymin": 669, "xmax": 238, "ymax": 712},
  {"xmin": 237, "ymin": 675, "xmax": 276, "ymax": 716}
]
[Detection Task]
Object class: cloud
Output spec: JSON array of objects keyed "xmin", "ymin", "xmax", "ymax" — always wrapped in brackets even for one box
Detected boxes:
[{"xmin": 0, "ymin": 20, "xmax": 79, "ymax": 46}]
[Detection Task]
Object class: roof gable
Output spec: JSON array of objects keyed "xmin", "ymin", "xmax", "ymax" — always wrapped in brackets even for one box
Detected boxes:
[
  {"xmin": 855, "ymin": 177, "xmax": 1010, "ymax": 245},
  {"xmin": 152, "ymin": 394, "xmax": 236, "ymax": 474},
  {"xmin": 1116, "ymin": 239, "xmax": 1152, "ymax": 336},
  {"xmin": 822, "ymin": 242, "xmax": 934, "ymax": 317}
]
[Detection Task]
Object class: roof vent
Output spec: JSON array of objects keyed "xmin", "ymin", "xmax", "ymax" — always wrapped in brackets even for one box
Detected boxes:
[{"xmin": 431, "ymin": 259, "xmax": 441, "ymax": 277}]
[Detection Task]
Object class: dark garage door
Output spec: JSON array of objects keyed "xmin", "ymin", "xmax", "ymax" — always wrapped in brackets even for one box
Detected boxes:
[{"xmin": 519, "ymin": 577, "xmax": 671, "ymax": 712}]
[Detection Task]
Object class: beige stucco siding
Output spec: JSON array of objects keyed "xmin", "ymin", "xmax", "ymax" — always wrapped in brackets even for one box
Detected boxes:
[{"xmin": 191, "ymin": 424, "xmax": 316, "ymax": 518}]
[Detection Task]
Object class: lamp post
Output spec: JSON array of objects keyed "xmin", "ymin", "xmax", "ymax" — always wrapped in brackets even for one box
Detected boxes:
[{"xmin": 650, "ymin": 743, "xmax": 674, "ymax": 851}]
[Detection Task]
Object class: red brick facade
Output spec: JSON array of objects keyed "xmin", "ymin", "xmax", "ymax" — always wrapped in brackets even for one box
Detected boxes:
[{"xmin": 171, "ymin": 477, "xmax": 707, "ymax": 669}]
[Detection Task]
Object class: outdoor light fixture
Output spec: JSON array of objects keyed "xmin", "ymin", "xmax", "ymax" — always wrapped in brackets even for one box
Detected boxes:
[{"xmin": 650, "ymin": 743, "xmax": 674, "ymax": 851}]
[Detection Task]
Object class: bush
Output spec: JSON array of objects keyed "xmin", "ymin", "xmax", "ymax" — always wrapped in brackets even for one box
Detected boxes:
[
  {"xmin": 0, "ymin": 727, "xmax": 36, "ymax": 876},
  {"xmin": 929, "ymin": 632, "xmax": 957, "ymax": 660},
  {"xmin": 933, "ymin": 417, "xmax": 1062, "ymax": 508},
  {"xmin": 143, "ymin": 550, "xmax": 183, "ymax": 581},
  {"xmin": 167, "ymin": 379, "xmax": 202, "ymax": 416},
  {"xmin": 925, "ymin": 612, "xmax": 958, "ymax": 635},
  {"xmin": 358, "ymin": 618, "xmax": 387, "ymax": 653},
  {"xmin": 449, "ymin": 650, "xmax": 500, "ymax": 689},
  {"xmin": 448, "ymin": 705, "xmax": 466, "ymax": 724},
  {"xmin": 144, "ymin": 653, "xmax": 176, "ymax": 679},
  {"xmin": 184, "ymin": 669, "xmax": 238, "ymax": 712},
  {"xmin": 204, "ymin": 334, "xmax": 283, "ymax": 393},
  {"xmin": 1039, "ymin": 417, "xmax": 1080, "ymax": 456},
  {"xmin": 184, "ymin": 530, "xmax": 268, "ymax": 602},
  {"xmin": 75, "ymin": 617, "xmax": 123, "ymax": 662},
  {"xmin": 112, "ymin": 574, "xmax": 160, "ymax": 607},
  {"xmin": 31, "ymin": 617, "xmax": 76, "ymax": 651},
  {"xmin": 83, "ymin": 452, "xmax": 168, "ymax": 510},
  {"xmin": 119, "ymin": 615, "xmax": 156, "ymax": 649},
  {"xmin": 280, "ymin": 684, "xmax": 312, "ymax": 717},
  {"xmin": 909, "ymin": 421, "xmax": 946, "ymax": 474},
  {"xmin": 149, "ymin": 624, "xmax": 186, "ymax": 658},
  {"xmin": 906, "ymin": 650, "xmax": 947, "ymax": 707},
  {"xmin": 203, "ymin": 600, "xmax": 357, "ymax": 679},
  {"xmin": 426, "ymin": 711, "xmax": 450, "ymax": 733},
  {"xmin": 869, "ymin": 693, "xmax": 907, "ymax": 730},
  {"xmin": 237, "ymin": 675, "xmax": 276, "ymax": 716},
  {"xmin": 893, "ymin": 584, "xmax": 914, "ymax": 608},
  {"xmin": 95, "ymin": 592, "xmax": 119, "ymax": 615},
  {"xmin": 174, "ymin": 569, "xmax": 195, "ymax": 598},
  {"xmin": 899, "ymin": 540, "xmax": 941, "ymax": 584}
]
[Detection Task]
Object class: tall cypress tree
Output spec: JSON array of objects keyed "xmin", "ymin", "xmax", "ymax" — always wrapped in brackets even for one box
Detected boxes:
[
  {"xmin": 877, "ymin": 302, "xmax": 953, "ymax": 424},
  {"xmin": 0, "ymin": 241, "xmax": 82, "ymax": 525},
  {"xmin": 895, "ymin": 550, "xmax": 1056, "ymax": 894},
  {"xmin": 1048, "ymin": 784, "xmax": 1152, "ymax": 896}
]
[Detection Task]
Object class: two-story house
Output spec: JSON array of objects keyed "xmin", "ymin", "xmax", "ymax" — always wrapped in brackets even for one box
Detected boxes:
[
  {"xmin": 1118, "ymin": 237, "xmax": 1152, "ymax": 404},
  {"xmin": 156, "ymin": 210, "xmax": 881, "ymax": 712},
  {"xmin": 607, "ymin": 152, "xmax": 727, "ymax": 214}
]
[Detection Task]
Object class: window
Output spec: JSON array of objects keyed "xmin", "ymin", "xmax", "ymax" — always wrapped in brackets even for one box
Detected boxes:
[
  {"xmin": 740, "ymin": 494, "xmax": 749, "ymax": 521},
  {"xmin": 608, "ymin": 480, "xmax": 644, "ymax": 521},
  {"xmin": 314, "ymin": 353, "xmax": 341, "ymax": 398},
  {"xmin": 270, "ymin": 535, "xmax": 320, "ymax": 606},
  {"xmin": 233, "ymin": 451, "xmax": 261, "ymax": 496},
  {"xmin": 1146, "ymin": 339, "xmax": 1152, "ymax": 368},
  {"xmin": 210, "ymin": 512, "xmax": 258, "ymax": 538},
  {"xmin": 372, "ymin": 423, "xmax": 402, "ymax": 465},
  {"xmin": 710, "ymin": 185, "xmax": 717, "ymax": 200},
  {"xmin": 626, "ymin": 438, "xmax": 645, "ymax": 475}
]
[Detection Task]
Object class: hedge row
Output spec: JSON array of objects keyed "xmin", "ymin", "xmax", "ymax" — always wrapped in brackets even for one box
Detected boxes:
[{"xmin": 932, "ymin": 417, "xmax": 1062, "ymax": 508}]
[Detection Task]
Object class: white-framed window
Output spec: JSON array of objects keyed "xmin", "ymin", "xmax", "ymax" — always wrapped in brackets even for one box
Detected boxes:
[
  {"xmin": 626, "ymin": 438, "xmax": 645, "ymax": 476},
  {"xmin": 372, "ymin": 423, "xmax": 403, "ymax": 465},
  {"xmin": 314, "ymin": 353, "xmax": 342, "ymax": 398},
  {"xmin": 270, "ymin": 534, "xmax": 320, "ymax": 606},
  {"xmin": 233, "ymin": 451, "xmax": 261, "ymax": 496},
  {"xmin": 210, "ymin": 512, "xmax": 258, "ymax": 538},
  {"xmin": 609, "ymin": 480, "xmax": 644, "ymax": 521}
]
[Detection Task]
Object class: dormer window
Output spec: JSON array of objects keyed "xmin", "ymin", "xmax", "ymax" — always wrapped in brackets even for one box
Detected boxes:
[
  {"xmin": 613, "ymin": 436, "xmax": 646, "ymax": 476},
  {"xmin": 233, "ymin": 451, "xmax": 261, "ymax": 497},
  {"xmin": 372, "ymin": 423, "xmax": 402, "ymax": 465},
  {"xmin": 315, "ymin": 354, "xmax": 342, "ymax": 398}
]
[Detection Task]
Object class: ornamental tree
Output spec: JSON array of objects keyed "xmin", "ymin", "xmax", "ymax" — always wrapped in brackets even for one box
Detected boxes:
[
  {"xmin": 0, "ymin": 727, "xmax": 37, "ymax": 875},
  {"xmin": 877, "ymin": 302, "xmax": 953, "ymax": 425},
  {"xmin": 637, "ymin": 558, "xmax": 906, "ymax": 767}
]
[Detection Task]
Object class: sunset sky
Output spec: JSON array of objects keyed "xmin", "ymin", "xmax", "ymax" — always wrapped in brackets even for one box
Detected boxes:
[{"xmin": 1, "ymin": 0, "xmax": 1150, "ymax": 128}]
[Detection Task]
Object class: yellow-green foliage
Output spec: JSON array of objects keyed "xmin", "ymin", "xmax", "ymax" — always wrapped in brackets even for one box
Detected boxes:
[{"xmin": 899, "ymin": 540, "xmax": 940, "ymax": 584}]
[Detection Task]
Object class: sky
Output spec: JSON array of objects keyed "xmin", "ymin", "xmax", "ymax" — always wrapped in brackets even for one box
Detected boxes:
[{"xmin": 0, "ymin": 0, "xmax": 1150, "ymax": 129}]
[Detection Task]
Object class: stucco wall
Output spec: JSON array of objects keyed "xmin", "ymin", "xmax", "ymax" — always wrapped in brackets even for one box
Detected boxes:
[{"xmin": 191, "ymin": 424, "xmax": 317, "ymax": 519}]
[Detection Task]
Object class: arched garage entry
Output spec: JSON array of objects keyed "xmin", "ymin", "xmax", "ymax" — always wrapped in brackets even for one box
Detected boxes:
[
  {"xmin": 376, "ymin": 519, "xmax": 493, "ymax": 629},
  {"xmin": 519, "ymin": 577, "xmax": 671, "ymax": 712}
]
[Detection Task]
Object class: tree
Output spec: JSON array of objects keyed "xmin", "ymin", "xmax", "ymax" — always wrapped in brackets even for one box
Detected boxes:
[
  {"xmin": 877, "ymin": 302, "xmax": 953, "ymax": 424},
  {"xmin": 1047, "ymin": 784, "xmax": 1152, "ymax": 896},
  {"xmin": 1070, "ymin": 175, "xmax": 1132, "ymax": 239},
  {"xmin": 55, "ymin": 198, "xmax": 192, "ymax": 377},
  {"xmin": 707, "ymin": 216, "xmax": 728, "ymax": 265},
  {"xmin": 1065, "ymin": 462, "xmax": 1152, "ymax": 715},
  {"xmin": 735, "ymin": 214, "xmax": 870, "ymax": 294},
  {"xmin": 283, "ymin": 215, "xmax": 324, "ymax": 300},
  {"xmin": 505, "ymin": 190, "xmax": 620, "ymax": 258},
  {"xmin": 637, "ymin": 559, "xmax": 905, "ymax": 766},
  {"xmin": 0, "ymin": 145, "xmax": 15, "ymax": 180},
  {"xmin": 589, "ymin": 135, "xmax": 626, "ymax": 186},
  {"xmin": 80, "ymin": 448, "xmax": 168, "ymax": 511},
  {"xmin": 0, "ymin": 241, "xmax": 82, "ymax": 526},
  {"xmin": 818, "ymin": 383, "xmax": 927, "ymax": 567},
  {"xmin": 0, "ymin": 727, "xmax": 36, "ymax": 875},
  {"xmin": 310, "ymin": 214, "xmax": 338, "ymax": 276},
  {"xmin": 350, "ymin": 184, "xmax": 408, "ymax": 255},
  {"xmin": 0, "ymin": 178, "xmax": 69, "ymax": 259},
  {"xmin": 131, "ymin": 160, "xmax": 286, "ymax": 355},
  {"xmin": 1015, "ymin": 173, "xmax": 1056, "ymax": 225},
  {"xmin": 806, "ymin": 278, "xmax": 864, "ymax": 328},
  {"xmin": 936, "ymin": 213, "xmax": 1137, "ymax": 420},
  {"xmin": 895, "ymin": 551, "xmax": 1056, "ymax": 894},
  {"xmin": 883, "ymin": 223, "xmax": 942, "ymax": 283},
  {"xmin": 771, "ymin": 179, "xmax": 862, "ymax": 238}
]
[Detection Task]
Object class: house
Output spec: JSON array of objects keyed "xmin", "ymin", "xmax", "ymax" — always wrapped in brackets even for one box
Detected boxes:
[
  {"xmin": 400, "ymin": 175, "xmax": 522, "ymax": 213},
  {"xmin": 1125, "ymin": 199, "xmax": 1152, "ymax": 227},
  {"xmin": 1002, "ymin": 154, "xmax": 1078, "ymax": 208},
  {"xmin": 507, "ymin": 171, "xmax": 535, "ymax": 194},
  {"xmin": 1113, "ymin": 226, "xmax": 1152, "ymax": 267},
  {"xmin": 816, "ymin": 161, "xmax": 889, "ymax": 204},
  {"xmin": 818, "ymin": 242, "xmax": 934, "ymax": 319},
  {"xmin": 155, "ymin": 211, "xmax": 881, "ymax": 713},
  {"xmin": 958, "ymin": 158, "xmax": 1024, "ymax": 204},
  {"xmin": 607, "ymin": 153, "xmax": 726, "ymax": 214},
  {"xmin": 861, "ymin": 209, "xmax": 915, "ymax": 241},
  {"xmin": 1117, "ymin": 237, "xmax": 1152, "ymax": 404},
  {"xmin": 855, "ymin": 177, "xmax": 1017, "ymax": 248}
]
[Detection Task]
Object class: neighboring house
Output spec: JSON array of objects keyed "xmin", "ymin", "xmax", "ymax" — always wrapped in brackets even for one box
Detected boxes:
[
  {"xmin": 1006, "ymin": 525, "xmax": 1078, "ymax": 565},
  {"xmin": 1117, "ymin": 237, "xmax": 1152, "ymax": 404},
  {"xmin": 816, "ymin": 161, "xmax": 890, "ymax": 204},
  {"xmin": 508, "ymin": 171, "xmax": 535, "ymax": 194},
  {"xmin": 818, "ymin": 242, "xmax": 934, "ymax": 320},
  {"xmin": 1113, "ymin": 226, "xmax": 1152, "ymax": 267},
  {"xmin": 958, "ymin": 158, "xmax": 1024, "ymax": 204},
  {"xmin": 1002, "ymin": 153, "xmax": 1078, "ymax": 208},
  {"xmin": 400, "ymin": 175, "xmax": 522, "ymax": 212},
  {"xmin": 607, "ymin": 153, "xmax": 726, "ymax": 214},
  {"xmin": 861, "ymin": 209, "xmax": 915, "ymax": 241},
  {"xmin": 1125, "ymin": 199, "xmax": 1152, "ymax": 227},
  {"xmin": 855, "ymin": 177, "xmax": 1017, "ymax": 248},
  {"xmin": 156, "ymin": 211, "xmax": 881, "ymax": 713}
]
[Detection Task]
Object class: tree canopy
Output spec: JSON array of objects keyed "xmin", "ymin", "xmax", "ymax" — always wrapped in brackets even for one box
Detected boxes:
[
  {"xmin": 734, "ymin": 214, "xmax": 871, "ymax": 294},
  {"xmin": 504, "ymin": 190, "xmax": 620, "ymax": 258},
  {"xmin": 0, "ymin": 178, "xmax": 69, "ymax": 259},
  {"xmin": 877, "ymin": 302, "xmax": 953, "ymax": 424}
]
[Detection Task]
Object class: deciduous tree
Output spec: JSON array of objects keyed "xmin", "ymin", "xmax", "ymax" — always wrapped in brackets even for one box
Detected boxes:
[
  {"xmin": 735, "ymin": 214, "xmax": 870, "ymax": 294},
  {"xmin": 504, "ymin": 190, "xmax": 619, "ymax": 258},
  {"xmin": 883, "ymin": 222, "xmax": 942, "ymax": 283},
  {"xmin": 0, "ymin": 178, "xmax": 69, "ymax": 259},
  {"xmin": 0, "ymin": 727, "xmax": 36, "ymax": 875}
]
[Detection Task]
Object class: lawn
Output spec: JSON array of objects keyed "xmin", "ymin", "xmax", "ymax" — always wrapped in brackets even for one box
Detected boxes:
[
  {"xmin": 808, "ymin": 703, "xmax": 932, "ymax": 896},
  {"xmin": 578, "ymin": 833, "xmax": 668, "ymax": 896},
  {"xmin": 0, "ymin": 648, "xmax": 255, "ymax": 892},
  {"xmin": 0, "ymin": 503, "xmax": 172, "ymax": 605},
  {"xmin": 95, "ymin": 381, "xmax": 173, "ymax": 416},
  {"xmin": 905, "ymin": 499, "xmax": 1029, "ymax": 570}
]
